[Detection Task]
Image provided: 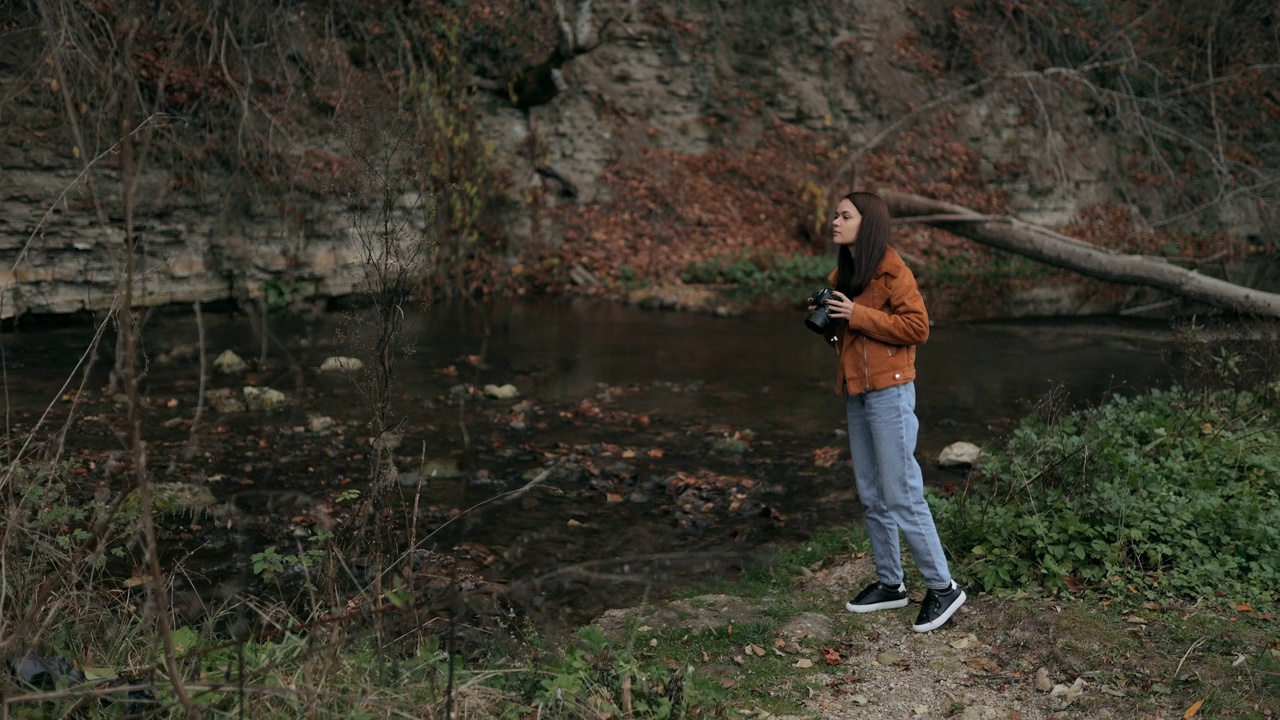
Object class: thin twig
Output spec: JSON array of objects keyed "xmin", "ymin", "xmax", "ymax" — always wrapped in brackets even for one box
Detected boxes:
[
  {"xmin": 1172, "ymin": 637, "xmax": 1208, "ymax": 683},
  {"xmin": 191, "ymin": 300, "xmax": 208, "ymax": 435}
]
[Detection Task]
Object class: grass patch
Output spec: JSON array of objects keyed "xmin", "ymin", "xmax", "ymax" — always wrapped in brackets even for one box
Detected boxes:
[
  {"xmin": 917, "ymin": 248, "xmax": 1051, "ymax": 285},
  {"xmin": 970, "ymin": 597, "xmax": 1280, "ymax": 718},
  {"xmin": 680, "ymin": 252, "xmax": 831, "ymax": 293},
  {"xmin": 720, "ymin": 527, "xmax": 868, "ymax": 599}
]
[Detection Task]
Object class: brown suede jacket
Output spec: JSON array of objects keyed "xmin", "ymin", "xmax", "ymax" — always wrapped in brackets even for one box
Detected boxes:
[{"xmin": 828, "ymin": 247, "xmax": 930, "ymax": 396}]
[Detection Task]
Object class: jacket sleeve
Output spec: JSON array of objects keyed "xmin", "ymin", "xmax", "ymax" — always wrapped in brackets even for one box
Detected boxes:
[{"xmin": 849, "ymin": 264, "xmax": 930, "ymax": 346}]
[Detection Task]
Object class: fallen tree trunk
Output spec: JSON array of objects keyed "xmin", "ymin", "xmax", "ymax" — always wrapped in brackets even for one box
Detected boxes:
[{"xmin": 882, "ymin": 190, "xmax": 1280, "ymax": 319}]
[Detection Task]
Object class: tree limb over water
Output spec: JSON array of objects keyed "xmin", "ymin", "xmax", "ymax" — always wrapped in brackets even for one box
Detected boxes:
[{"xmin": 883, "ymin": 190, "xmax": 1280, "ymax": 319}]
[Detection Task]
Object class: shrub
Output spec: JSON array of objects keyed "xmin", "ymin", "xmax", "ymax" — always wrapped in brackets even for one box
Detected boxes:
[{"xmin": 933, "ymin": 385, "xmax": 1280, "ymax": 606}]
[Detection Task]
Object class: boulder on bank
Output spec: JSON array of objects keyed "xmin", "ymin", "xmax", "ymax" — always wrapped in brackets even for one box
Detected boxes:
[{"xmin": 938, "ymin": 441, "xmax": 982, "ymax": 470}]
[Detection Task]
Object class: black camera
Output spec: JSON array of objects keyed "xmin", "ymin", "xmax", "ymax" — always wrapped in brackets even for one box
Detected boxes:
[{"xmin": 805, "ymin": 287, "xmax": 836, "ymax": 335}]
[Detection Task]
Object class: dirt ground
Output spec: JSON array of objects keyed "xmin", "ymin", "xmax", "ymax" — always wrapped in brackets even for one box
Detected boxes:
[{"xmin": 594, "ymin": 555, "xmax": 1278, "ymax": 720}]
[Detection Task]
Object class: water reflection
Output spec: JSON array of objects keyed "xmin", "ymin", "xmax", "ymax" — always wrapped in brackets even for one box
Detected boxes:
[
  {"xmin": 0, "ymin": 301, "xmax": 1174, "ymax": 452},
  {"xmin": 393, "ymin": 301, "xmax": 1173, "ymax": 470}
]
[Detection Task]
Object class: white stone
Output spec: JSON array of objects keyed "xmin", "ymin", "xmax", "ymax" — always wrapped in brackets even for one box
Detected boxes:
[
  {"xmin": 307, "ymin": 414, "xmax": 336, "ymax": 432},
  {"xmin": 396, "ymin": 459, "xmax": 464, "ymax": 487},
  {"xmin": 213, "ymin": 350, "xmax": 247, "ymax": 375},
  {"xmin": 483, "ymin": 383, "xmax": 519, "ymax": 399},
  {"xmin": 1034, "ymin": 667, "xmax": 1054, "ymax": 692},
  {"xmin": 938, "ymin": 441, "xmax": 982, "ymax": 469},
  {"xmin": 243, "ymin": 386, "xmax": 287, "ymax": 411},
  {"xmin": 319, "ymin": 356, "xmax": 364, "ymax": 372},
  {"xmin": 204, "ymin": 388, "xmax": 245, "ymax": 414}
]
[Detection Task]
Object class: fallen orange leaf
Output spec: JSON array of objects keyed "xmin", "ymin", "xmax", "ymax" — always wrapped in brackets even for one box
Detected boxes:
[
  {"xmin": 1184, "ymin": 699, "xmax": 1205, "ymax": 718},
  {"xmin": 822, "ymin": 648, "xmax": 841, "ymax": 665}
]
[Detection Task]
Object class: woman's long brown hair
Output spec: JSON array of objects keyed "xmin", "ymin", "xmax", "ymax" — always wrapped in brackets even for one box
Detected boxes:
[{"xmin": 835, "ymin": 191, "xmax": 890, "ymax": 298}]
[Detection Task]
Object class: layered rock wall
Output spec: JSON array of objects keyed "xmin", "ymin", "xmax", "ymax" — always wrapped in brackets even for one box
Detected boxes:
[
  {"xmin": 1, "ymin": 0, "xmax": 1270, "ymax": 319},
  {"xmin": 0, "ymin": 107, "xmax": 366, "ymax": 318}
]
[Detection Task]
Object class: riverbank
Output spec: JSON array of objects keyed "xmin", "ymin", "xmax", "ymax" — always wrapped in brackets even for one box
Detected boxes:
[
  {"xmin": 574, "ymin": 533, "xmax": 1279, "ymax": 719},
  {"xmin": 6, "ymin": 526, "xmax": 1272, "ymax": 718}
]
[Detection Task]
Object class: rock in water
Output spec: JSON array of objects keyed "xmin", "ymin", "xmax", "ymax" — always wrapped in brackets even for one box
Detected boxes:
[
  {"xmin": 243, "ymin": 386, "xmax": 286, "ymax": 411},
  {"xmin": 213, "ymin": 350, "xmax": 247, "ymax": 375},
  {"xmin": 127, "ymin": 482, "xmax": 216, "ymax": 516},
  {"xmin": 319, "ymin": 356, "xmax": 364, "ymax": 372},
  {"xmin": 483, "ymin": 383, "xmax": 519, "ymax": 399},
  {"xmin": 307, "ymin": 414, "xmax": 336, "ymax": 432},
  {"xmin": 205, "ymin": 388, "xmax": 245, "ymax": 413},
  {"xmin": 396, "ymin": 459, "xmax": 464, "ymax": 487}
]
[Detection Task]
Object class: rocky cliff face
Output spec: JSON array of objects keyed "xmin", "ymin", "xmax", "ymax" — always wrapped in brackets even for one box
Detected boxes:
[
  {"xmin": 0, "ymin": 161, "xmax": 366, "ymax": 319},
  {"xmin": 1, "ymin": 0, "xmax": 1270, "ymax": 320},
  {"xmin": 0, "ymin": 86, "xmax": 370, "ymax": 319}
]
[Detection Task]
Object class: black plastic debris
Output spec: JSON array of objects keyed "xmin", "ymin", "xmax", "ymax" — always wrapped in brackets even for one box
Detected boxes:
[
  {"xmin": 10, "ymin": 652, "xmax": 85, "ymax": 690},
  {"xmin": 9, "ymin": 652, "xmax": 155, "ymax": 715}
]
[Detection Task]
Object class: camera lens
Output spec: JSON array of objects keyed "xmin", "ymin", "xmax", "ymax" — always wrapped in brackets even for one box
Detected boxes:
[{"xmin": 804, "ymin": 288, "xmax": 835, "ymax": 335}]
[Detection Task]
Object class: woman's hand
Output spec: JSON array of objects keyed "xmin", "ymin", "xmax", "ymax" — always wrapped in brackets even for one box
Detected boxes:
[{"xmin": 825, "ymin": 290, "xmax": 855, "ymax": 321}]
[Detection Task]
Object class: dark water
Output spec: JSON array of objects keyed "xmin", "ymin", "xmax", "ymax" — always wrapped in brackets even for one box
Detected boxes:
[
  {"xmin": 394, "ymin": 300, "xmax": 1172, "ymax": 472},
  {"xmin": 0, "ymin": 300, "xmax": 1175, "ymax": 623}
]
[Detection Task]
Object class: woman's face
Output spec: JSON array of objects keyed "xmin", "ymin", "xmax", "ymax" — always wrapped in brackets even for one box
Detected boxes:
[{"xmin": 832, "ymin": 198, "xmax": 862, "ymax": 246}]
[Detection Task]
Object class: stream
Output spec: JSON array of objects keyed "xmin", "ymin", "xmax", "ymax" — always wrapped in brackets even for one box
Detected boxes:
[{"xmin": 1, "ymin": 300, "xmax": 1176, "ymax": 628}]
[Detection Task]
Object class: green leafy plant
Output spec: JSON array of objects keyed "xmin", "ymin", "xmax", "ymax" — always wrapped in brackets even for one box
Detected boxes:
[
  {"xmin": 499, "ymin": 626, "xmax": 685, "ymax": 719},
  {"xmin": 251, "ymin": 537, "xmax": 331, "ymax": 582},
  {"xmin": 251, "ymin": 546, "xmax": 286, "ymax": 579},
  {"xmin": 933, "ymin": 385, "xmax": 1280, "ymax": 606}
]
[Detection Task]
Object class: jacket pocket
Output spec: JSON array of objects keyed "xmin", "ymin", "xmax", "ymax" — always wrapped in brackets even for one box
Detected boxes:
[{"xmin": 857, "ymin": 280, "xmax": 891, "ymax": 310}]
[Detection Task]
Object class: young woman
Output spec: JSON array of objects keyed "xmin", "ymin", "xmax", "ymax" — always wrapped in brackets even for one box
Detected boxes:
[{"xmin": 816, "ymin": 191, "xmax": 965, "ymax": 633}]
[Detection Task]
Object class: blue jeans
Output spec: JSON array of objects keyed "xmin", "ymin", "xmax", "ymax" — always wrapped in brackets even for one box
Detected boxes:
[{"xmin": 845, "ymin": 382, "xmax": 952, "ymax": 590}]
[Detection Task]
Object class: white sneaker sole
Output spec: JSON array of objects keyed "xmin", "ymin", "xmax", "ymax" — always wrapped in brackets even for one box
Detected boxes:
[
  {"xmin": 911, "ymin": 589, "xmax": 967, "ymax": 632},
  {"xmin": 845, "ymin": 597, "xmax": 909, "ymax": 613}
]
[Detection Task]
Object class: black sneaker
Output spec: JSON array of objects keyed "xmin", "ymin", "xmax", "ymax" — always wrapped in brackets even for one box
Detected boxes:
[
  {"xmin": 845, "ymin": 581, "xmax": 909, "ymax": 613},
  {"xmin": 912, "ymin": 580, "xmax": 967, "ymax": 632}
]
